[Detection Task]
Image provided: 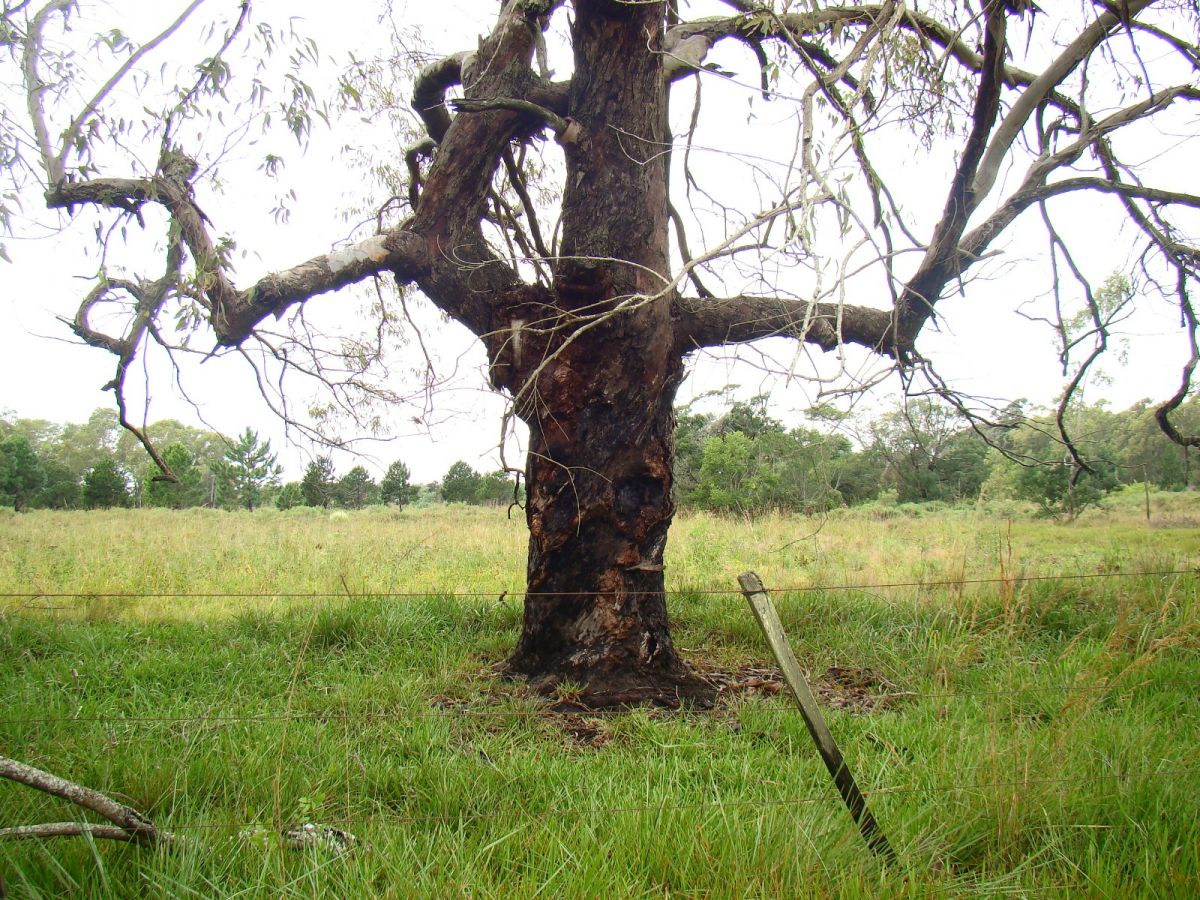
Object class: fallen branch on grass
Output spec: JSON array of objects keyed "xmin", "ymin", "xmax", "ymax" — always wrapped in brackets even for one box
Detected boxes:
[{"xmin": 0, "ymin": 755, "xmax": 175, "ymax": 847}]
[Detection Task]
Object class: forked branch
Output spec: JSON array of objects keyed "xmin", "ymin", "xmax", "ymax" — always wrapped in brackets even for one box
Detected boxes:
[{"xmin": 0, "ymin": 755, "xmax": 175, "ymax": 847}]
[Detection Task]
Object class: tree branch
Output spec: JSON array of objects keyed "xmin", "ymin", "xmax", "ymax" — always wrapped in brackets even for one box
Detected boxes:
[
  {"xmin": 0, "ymin": 822, "xmax": 146, "ymax": 842},
  {"xmin": 411, "ymin": 51, "xmax": 470, "ymax": 144},
  {"xmin": 893, "ymin": 1, "xmax": 1009, "ymax": 348},
  {"xmin": 450, "ymin": 96, "xmax": 569, "ymax": 135},
  {"xmin": 970, "ymin": 0, "xmax": 1155, "ymax": 201},
  {"xmin": 58, "ymin": 0, "xmax": 206, "ymax": 170},
  {"xmin": 674, "ymin": 295, "xmax": 895, "ymax": 356},
  {"xmin": 0, "ymin": 755, "xmax": 172, "ymax": 847},
  {"xmin": 21, "ymin": 0, "xmax": 72, "ymax": 183}
]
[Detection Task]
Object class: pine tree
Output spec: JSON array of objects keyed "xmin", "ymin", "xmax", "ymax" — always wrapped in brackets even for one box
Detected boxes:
[
  {"xmin": 336, "ymin": 466, "xmax": 379, "ymax": 509},
  {"xmin": 301, "ymin": 456, "xmax": 336, "ymax": 508},
  {"xmin": 380, "ymin": 460, "xmax": 418, "ymax": 508},
  {"xmin": 212, "ymin": 429, "xmax": 281, "ymax": 511}
]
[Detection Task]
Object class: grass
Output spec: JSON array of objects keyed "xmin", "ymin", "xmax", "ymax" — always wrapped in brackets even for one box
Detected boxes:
[{"xmin": 1, "ymin": 492, "xmax": 1198, "ymax": 896}]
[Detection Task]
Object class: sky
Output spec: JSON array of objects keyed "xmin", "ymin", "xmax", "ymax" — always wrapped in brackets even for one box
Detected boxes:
[{"xmin": 1, "ymin": 0, "xmax": 1195, "ymax": 481}]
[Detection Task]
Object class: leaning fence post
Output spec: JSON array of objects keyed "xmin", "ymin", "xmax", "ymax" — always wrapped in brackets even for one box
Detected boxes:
[{"xmin": 737, "ymin": 571, "xmax": 896, "ymax": 863}]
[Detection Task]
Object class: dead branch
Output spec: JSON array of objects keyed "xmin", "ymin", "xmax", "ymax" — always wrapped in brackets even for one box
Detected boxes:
[
  {"xmin": 0, "ymin": 823, "xmax": 146, "ymax": 842},
  {"xmin": 0, "ymin": 755, "xmax": 174, "ymax": 847}
]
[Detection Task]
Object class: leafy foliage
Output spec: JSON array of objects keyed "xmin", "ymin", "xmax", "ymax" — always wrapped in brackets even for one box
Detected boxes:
[
  {"xmin": 143, "ymin": 443, "xmax": 205, "ymax": 509},
  {"xmin": 380, "ymin": 460, "xmax": 418, "ymax": 508},
  {"xmin": 211, "ymin": 429, "xmax": 281, "ymax": 511},
  {"xmin": 81, "ymin": 455, "xmax": 129, "ymax": 509},
  {"xmin": 301, "ymin": 456, "xmax": 337, "ymax": 508},
  {"xmin": 336, "ymin": 466, "xmax": 379, "ymax": 510},
  {"xmin": 441, "ymin": 461, "xmax": 483, "ymax": 504},
  {"xmin": 275, "ymin": 481, "xmax": 305, "ymax": 510},
  {"xmin": 0, "ymin": 434, "xmax": 45, "ymax": 511}
]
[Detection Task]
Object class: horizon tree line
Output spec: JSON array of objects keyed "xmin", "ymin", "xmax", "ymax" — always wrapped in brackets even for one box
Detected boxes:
[{"xmin": 3, "ymin": 395, "xmax": 1196, "ymax": 518}]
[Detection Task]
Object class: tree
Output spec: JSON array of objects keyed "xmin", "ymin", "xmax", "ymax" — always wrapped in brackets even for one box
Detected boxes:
[
  {"xmin": 380, "ymin": 460, "xmax": 418, "ymax": 507},
  {"xmin": 672, "ymin": 408, "xmax": 714, "ymax": 504},
  {"xmin": 336, "ymin": 466, "xmax": 379, "ymax": 509},
  {"xmin": 1010, "ymin": 408, "xmax": 1120, "ymax": 519},
  {"xmin": 142, "ymin": 443, "xmax": 205, "ymax": 509},
  {"xmin": 868, "ymin": 400, "xmax": 991, "ymax": 503},
  {"xmin": 0, "ymin": 435, "xmax": 45, "ymax": 511},
  {"xmin": 51, "ymin": 409, "xmax": 119, "ymax": 481},
  {"xmin": 301, "ymin": 457, "xmax": 337, "ymax": 509},
  {"xmin": 691, "ymin": 431, "xmax": 761, "ymax": 513},
  {"xmin": 475, "ymin": 469, "xmax": 515, "ymax": 506},
  {"xmin": 441, "ymin": 461, "xmax": 483, "ymax": 504},
  {"xmin": 1115, "ymin": 397, "xmax": 1200, "ymax": 490},
  {"xmin": 212, "ymin": 429, "xmax": 281, "ymax": 511},
  {"xmin": 35, "ymin": 460, "xmax": 80, "ymax": 509},
  {"xmin": 275, "ymin": 482, "xmax": 305, "ymax": 510},
  {"xmin": 82, "ymin": 456, "xmax": 130, "ymax": 509},
  {"xmin": 6, "ymin": 2, "xmax": 1200, "ymax": 704}
]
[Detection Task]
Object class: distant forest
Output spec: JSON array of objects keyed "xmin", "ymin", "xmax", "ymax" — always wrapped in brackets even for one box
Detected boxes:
[{"xmin": 2, "ymin": 394, "xmax": 1197, "ymax": 519}]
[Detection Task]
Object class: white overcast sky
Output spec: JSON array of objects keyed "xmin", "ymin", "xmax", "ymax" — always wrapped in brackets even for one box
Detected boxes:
[{"xmin": 1, "ymin": 0, "xmax": 1194, "ymax": 480}]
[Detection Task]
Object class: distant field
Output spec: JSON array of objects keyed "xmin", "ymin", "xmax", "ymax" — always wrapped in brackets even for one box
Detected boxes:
[{"xmin": 1, "ymin": 492, "xmax": 1198, "ymax": 896}]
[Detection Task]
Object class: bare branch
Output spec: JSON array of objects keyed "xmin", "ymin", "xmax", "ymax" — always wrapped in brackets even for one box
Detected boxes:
[
  {"xmin": 411, "ymin": 51, "xmax": 469, "ymax": 143},
  {"xmin": 675, "ymin": 294, "xmax": 895, "ymax": 356},
  {"xmin": 970, "ymin": 0, "xmax": 1155, "ymax": 201},
  {"xmin": 0, "ymin": 755, "xmax": 172, "ymax": 846},
  {"xmin": 889, "ymin": 3, "xmax": 1008, "ymax": 348},
  {"xmin": 1154, "ymin": 269, "xmax": 1200, "ymax": 448},
  {"xmin": 449, "ymin": 96, "xmax": 569, "ymax": 135},
  {"xmin": 20, "ymin": 0, "xmax": 72, "ymax": 183},
  {"xmin": 0, "ymin": 823, "xmax": 146, "ymax": 842}
]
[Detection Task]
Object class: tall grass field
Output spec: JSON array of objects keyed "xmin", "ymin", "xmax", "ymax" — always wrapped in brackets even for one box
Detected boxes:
[{"xmin": 1, "ymin": 489, "xmax": 1198, "ymax": 897}]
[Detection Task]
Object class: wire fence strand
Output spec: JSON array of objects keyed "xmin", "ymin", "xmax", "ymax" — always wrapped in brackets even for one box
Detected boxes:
[
  {"xmin": 3, "ymin": 672, "xmax": 1198, "ymax": 730},
  {"xmin": 0, "ymin": 567, "xmax": 1193, "ymax": 601},
  {"xmin": 2, "ymin": 566, "xmax": 1196, "ymax": 730},
  {"xmin": 36, "ymin": 766, "xmax": 1191, "ymax": 834}
]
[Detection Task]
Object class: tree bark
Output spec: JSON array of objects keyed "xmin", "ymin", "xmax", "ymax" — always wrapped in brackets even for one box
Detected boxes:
[
  {"xmin": 499, "ymin": 1, "xmax": 711, "ymax": 706},
  {"xmin": 507, "ymin": 315, "xmax": 710, "ymax": 707}
]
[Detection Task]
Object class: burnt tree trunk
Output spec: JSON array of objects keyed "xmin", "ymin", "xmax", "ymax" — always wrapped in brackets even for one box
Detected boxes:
[
  {"xmin": 496, "ymin": 1, "xmax": 711, "ymax": 706},
  {"xmin": 507, "ymin": 319, "xmax": 703, "ymax": 706}
]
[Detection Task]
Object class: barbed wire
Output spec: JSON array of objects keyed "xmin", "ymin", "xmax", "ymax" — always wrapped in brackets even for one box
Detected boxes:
[
  {"xmin": 0, "ymin": 567, "xmax": 1193, "ymax": 601},
  {"xmin": 43, "ymin": 767, "xmax": 1190, "ymax": 834},
  {"xmin": 2, "ymin": 672, "xmax": 1195, "ymax": 729}
]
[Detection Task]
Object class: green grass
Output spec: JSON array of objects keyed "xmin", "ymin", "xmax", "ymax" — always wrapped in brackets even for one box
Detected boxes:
[{"xmin": 1, "ymin": 495, "xmax": 1198, "ymax": 896}]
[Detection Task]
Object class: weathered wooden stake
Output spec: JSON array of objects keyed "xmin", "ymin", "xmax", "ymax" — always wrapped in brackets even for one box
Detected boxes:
[{"xmin": 738, "ymin": 571, "xmax": 896, "ymax": 862}]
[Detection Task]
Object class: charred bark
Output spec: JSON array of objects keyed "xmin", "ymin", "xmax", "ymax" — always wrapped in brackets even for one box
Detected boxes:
[
  {"xmin": 497, "ymin": 1, "xmax": 712, "ymax": 707},
  {"xmin": 505, "ymin": 314, "xmax": 710, "ymax": 707}
]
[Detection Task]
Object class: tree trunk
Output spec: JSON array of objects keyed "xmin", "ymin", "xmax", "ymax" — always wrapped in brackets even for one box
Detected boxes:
[
  {"xmin": 501, "ymin": 1, "xmax": 710, "ymax": 706},
  {"xmin": 505, "ymin": 315, "xmax": 711, "ymax": 707}
]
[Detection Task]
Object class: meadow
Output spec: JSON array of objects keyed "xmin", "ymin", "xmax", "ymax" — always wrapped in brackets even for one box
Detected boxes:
[{"xmin": 1, "ymin": 489, "xmax": 1198, "ymax": 897}]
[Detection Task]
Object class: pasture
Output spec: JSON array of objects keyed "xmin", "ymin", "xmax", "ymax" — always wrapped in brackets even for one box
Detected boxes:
[{"xmin": 1, "ymin": 492, "xmax": 1198, "ymax": 897}]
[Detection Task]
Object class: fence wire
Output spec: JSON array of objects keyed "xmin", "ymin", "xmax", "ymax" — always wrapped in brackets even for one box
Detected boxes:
[
  {"xmin": 2, "ymin": 671, "xmax": 1197, "ymax": 730},
  {"xmin": 2, "ymin": 565, "xmax": 1196, "ymax": 730},
  {"xmin": 0, "ymin": 567, "xmax": 1193, "ymax": 601},
  {"xmin": 16, "ymin": 767, "xmax": 1188, "ymax": 835}
]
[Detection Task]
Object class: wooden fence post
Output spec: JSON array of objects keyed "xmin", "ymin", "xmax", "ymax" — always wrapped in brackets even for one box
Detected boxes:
[{"xmin": 738, "ymin": 571, "xmax": 896, "ymax": 862}]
